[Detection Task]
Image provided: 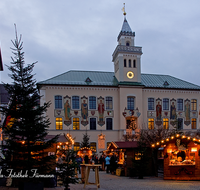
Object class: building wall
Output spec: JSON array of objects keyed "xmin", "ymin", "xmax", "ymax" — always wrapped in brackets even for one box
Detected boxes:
[
  {"xmin": 40, "ymin": 85, "xmax": 200, "ymax": 154},
  {"xmin": 143, "ymin": 89, "xmax": 200, "ymax": 130}
]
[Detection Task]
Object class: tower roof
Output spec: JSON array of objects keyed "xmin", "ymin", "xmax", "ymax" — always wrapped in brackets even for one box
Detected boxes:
[
  {"xmin": 121, "ymin": 18, "xmax": 132, "ymax": 33},
  {"xmin": 118, "ymin": 18, "xmax": 135, "ymax": 41}
]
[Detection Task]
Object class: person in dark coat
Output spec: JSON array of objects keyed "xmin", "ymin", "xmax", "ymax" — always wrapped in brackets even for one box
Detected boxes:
[
  {"xmin": 84, "ymin": 154, "xmax": 89, "ymax": 164},
  {"xmin": 99, "ymin": 154, "xmax": 105, "ymax": 171},
  {"xmin": 110, "ymin": 154, "xmax": 115, "ymax": 174}
]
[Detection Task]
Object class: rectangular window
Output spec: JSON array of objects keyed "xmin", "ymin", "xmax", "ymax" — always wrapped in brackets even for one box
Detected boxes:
[
  {"xmin": 191, "ymin": 99, "xmax": 197, "ymax": 111},
  {"xmin": 106, "ymin": 97, "xmax": 113, "ymax": 110},
  {"xmin": 177, "ymin": 99, "xmax": 183, "ymax": 111},
  {"xmin": 90, "ymin": 118, "xmax": 96, "ymax": 130},
  {"xmin": 72, "ymin": 96, "xmax": 79, "ymax": 109},
  {"xmin": 73, "ymin": 118, "xmax": 80, "ymax": 130},
  {"xmin": 148, "ymin": 118, "xmax": 154, "ymax": 129},
  {"xmin": 191, "ymin": 118, "xmax": 196, "ymax": 129},
  {"xmin": 163, "ymin": 118, "xmax": 169, "ymax": 129},
  {"xmin": 127, "ymin": 97, "xmax": 134, "ymax": 110},
  {"xmin": 90, "ymin": 142, "xmax": 96, "ymax": 151},
  {"xmin": 89, "ymin": 96, "xmax": 96, "ymax": 109},
  {"xmin": 178, "ymin": 118, "xmax": 183, "ymax": 130},
  {"xmin": 148, "ymin": 98, "xmax": 154, "ymax": 110},
  {"xmin": 74, "ymin": 142, "xmax": 80, "ymax": 151},
  {"xmin": 163, "ymin": 98, "xmax": 169, "ymax": 110},
  {"xmin": 55, "ymin": 95, "xmax": 62, "ymax": 109},
  {"xmin": 56, "ymin": 117, "xmax": 63, "ymax": 130},
  {"xmin": 106, "ymin": 118, "xmax": 113, "ymax": 130}
]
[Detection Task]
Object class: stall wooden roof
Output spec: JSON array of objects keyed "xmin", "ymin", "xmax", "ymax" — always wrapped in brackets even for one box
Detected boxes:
[
  {"xmin": 108, "ymin": 141, "xmax": 138, "ymax": 150},
  {"xmin": 46, "ymin": 133, "xmax": 74, "ymax": 143}
]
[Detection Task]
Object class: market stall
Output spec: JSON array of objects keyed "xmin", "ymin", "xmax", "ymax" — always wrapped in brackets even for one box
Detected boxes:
[
  {"xmin": 152, "ymin": 134, "xmax": 200, "ymax": 180},
  {"xmin": 77, "ymin": 147, "xmax": 95, "ymax": 159},
  {"xmin": 106, "ymin": 141, "xmax": 153, "ymax": 176},
  {"xmin": 45, "ymin": 133, "xmax": 75, "ymax": 159}
]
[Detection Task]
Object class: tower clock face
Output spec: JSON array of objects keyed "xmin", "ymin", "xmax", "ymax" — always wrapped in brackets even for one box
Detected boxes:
[{"xmin": 127, "ymin": 71, "xmax": 134, "ymax": 79}]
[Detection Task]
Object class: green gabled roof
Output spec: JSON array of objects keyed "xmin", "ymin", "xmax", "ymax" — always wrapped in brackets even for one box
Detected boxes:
[
  {"xmin": 141, "ymin": 74, "xmax": 200, "ymax": 90},
  {"xmin": 37, "ymin": 70, "xmax": 200, "ymax": 90},
  {"xmin": 38, "ymin": 70, "xmax": 118, "ymax": 86}
]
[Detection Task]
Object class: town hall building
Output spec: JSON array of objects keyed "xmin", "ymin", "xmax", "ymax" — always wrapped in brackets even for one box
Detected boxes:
[{"xmin": 37, "ymin": 14, "xmax": 200, "ymax": 154}]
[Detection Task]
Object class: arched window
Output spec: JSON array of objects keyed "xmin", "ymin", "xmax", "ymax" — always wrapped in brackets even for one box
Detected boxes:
[
  {"xmin": 133, "ymin": 60, "xmax": 136, "ymax": 68},
  {"xmin": 129, "ymin": 59, "xmax": 131, "ymax": 67},
  {"xmin": 126, "ymin": 42, "xmax": 130, "ymax": 46},
  {"xmin": 124, "ymin": 59, "xmax": 127, "ymax": 67}
]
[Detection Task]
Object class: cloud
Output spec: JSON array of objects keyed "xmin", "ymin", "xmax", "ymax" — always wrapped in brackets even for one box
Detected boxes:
[{"xmin": 0, "ymin": 0, "xmax": 200, "ymax": 87}]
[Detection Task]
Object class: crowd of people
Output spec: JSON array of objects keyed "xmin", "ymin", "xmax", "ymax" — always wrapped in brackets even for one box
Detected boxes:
[
  {"xmin": 74, "ymin": 153, "xmax": 119, "ymax": 174},
  {"xmin": 57, "ymin": 152, "xmax": 120, "ymax": 175}
]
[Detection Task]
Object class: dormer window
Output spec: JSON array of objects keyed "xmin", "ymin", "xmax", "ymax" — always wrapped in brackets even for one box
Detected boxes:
[{"xmin": 126, "ymin": 41, "xmax": 130, "ymax": 46}]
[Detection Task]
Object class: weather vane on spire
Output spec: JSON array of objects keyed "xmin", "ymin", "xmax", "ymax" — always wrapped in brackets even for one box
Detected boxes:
[{"xmin": 122, "ymin": 3, "xmax": 126, "ymax": 17}]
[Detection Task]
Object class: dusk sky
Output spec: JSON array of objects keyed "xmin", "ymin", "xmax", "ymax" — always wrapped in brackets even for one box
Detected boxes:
[{"xmin": 0, "ymin": 0, "xmax": 200, "ymax": 86}]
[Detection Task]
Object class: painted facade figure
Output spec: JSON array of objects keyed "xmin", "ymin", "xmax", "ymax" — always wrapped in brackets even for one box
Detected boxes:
[
  {"xmin": 170, "ymin": 102, "xmax": 176, "ymax": 120},
  {"xmin": 156, "ymin": 102, "xmax": 162, "ymax": 120},
  {"xmin": 185, "ymin": 101, "xmax": 190, "ymax": 121},
  {"xmin": 64, "ymin": 100, "xmax": 71, "ymax": 121},
  {"xmin": 81, "ymin": 99, "xmax": 88, "ymax": 121},
  {"xmin": 98, "ymin": 99, "xmax": 105, "ymax": 122}
]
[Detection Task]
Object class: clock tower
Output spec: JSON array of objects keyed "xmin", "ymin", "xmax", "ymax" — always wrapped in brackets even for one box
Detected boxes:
[{"xmin": 112, "ymin": 13, "xmax": 143, "ymax": 84}]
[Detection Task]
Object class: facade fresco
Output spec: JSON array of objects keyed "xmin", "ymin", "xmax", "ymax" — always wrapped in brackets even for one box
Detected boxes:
[
  {"xmin": 81, "ymin": 96, "xmax": 88, "ymax": 126},
  {"xmin": 64, "ymin": 95, "xmax": 71, "ymax": 126},
  {"xmin": 156, "ymin": 99, "xmax": 162, "ymax": 121},
  {"xmin": 184, "ymin": 99, "xmax": 190, "ymax": 126},
  {"xmin": 146, "ymin": 97, "xmax": 198, "ymax": 128},
  {"xmin": 98, "ymin": 96, "xmax": 105, "ymax": 126},
  {"xmin": 55, "ymin": 95, "xmax": 114, "ymax": 128},
  {"xmin": 170, "ymin": 99, "xmax": 176, "ymax": 120},
  {"xmin": 155, "ymin": 98, "xmax": 162, "ymax": 126}
]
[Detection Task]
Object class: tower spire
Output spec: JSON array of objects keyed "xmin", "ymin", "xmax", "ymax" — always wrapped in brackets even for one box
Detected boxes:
[{"xmin": 122, "ymin": 3, "xmax": 126, "ymax": 18}]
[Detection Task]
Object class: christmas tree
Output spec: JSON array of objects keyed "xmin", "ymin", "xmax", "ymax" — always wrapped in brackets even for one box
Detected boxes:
[
  {"xmin": 80, "ymin": 131, "xmax": 90, "ymax": 148},
  {"xmin": 0, "ymin": 25, "xmax": 58, "ymax": 178}
]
